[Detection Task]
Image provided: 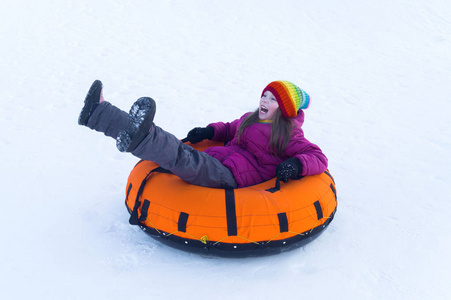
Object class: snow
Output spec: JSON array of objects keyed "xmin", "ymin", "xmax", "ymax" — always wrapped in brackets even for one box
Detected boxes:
[{"xmin": 1, "ymin": 0, "xmax": 450, "ymax": 299}]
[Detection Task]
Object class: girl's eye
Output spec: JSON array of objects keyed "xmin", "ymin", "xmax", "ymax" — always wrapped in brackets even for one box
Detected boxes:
[{"xmin": 271, "ymin": 97, "xmax": 276, "ymax": 101}]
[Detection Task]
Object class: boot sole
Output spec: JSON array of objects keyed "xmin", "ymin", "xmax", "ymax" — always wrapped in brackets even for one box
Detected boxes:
[
  {"xmin": 117, "ymin": 97, "xmax": 156, "ymax": 152},
  {"xmin": 78, "ymin": 80, "xmax": 103, "ymax": 125}
]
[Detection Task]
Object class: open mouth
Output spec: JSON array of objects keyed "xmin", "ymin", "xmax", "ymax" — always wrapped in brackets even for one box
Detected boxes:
[{"xmin": 260, "ymin": 106, "xmax": 268, "ymax": 114}]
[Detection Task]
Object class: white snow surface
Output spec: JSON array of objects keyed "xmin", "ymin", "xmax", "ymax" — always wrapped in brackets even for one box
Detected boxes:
[{"xmin": 1, "ymin": 0, "xmax": 450, "ymax": 299}]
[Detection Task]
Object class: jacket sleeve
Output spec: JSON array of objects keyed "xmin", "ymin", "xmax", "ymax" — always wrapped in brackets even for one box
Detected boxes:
[
  {"xmin": 285, "ymin": 137, "xmax": 328, "ymax": 176},
  {"xmin": 208, "ymin": 113, "xmax": 250, "ymax": 143}
]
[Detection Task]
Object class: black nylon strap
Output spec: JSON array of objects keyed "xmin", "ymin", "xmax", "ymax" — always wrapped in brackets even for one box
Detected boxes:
[
  {"xmin": 138, "ymin": 200, "xmax": 150, "ymax": 222},
  {"xmin": 330, "ymin": 184, "xmax": 337, "ymax": 201},
  {"xmin": 225, "ymin": 188, "xmax": 237, "ymax": 236},
  {"xmin": 266, "ymin": 178, "xmax": 281, "ymax": 193},
  {"xmin": 277, "ymin": 213, "xmax": 289, "ymax": 233},
  {"xmin": 151, "ymin": 167, "xmax": 173, "ymax": 174},
  {"xmin": 129, "ymin": 199, "xmax": 141, "ymax": 225},
  {"xmin": 125, "ymin": 183, "xmax": 132, "ymax": 201},
  {"xmin": 129, "ymin": 167, "xmax": 159, "ymax": 225},
  {"xmin": 178, "ymin": 212, "xmax": 189, "ymax": 232},
  {"xmin": 313, "ymin": 201, "xmax": 323, "ymax": 220},
  {"xmin": 324, "ymin": 170, "xmax": 335, "ymax": 184}
]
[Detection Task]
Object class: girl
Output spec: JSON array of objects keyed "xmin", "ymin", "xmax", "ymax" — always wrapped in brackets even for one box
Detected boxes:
[{"xmin": 78, "ymin": 80, "xmax": 328, "ymax": 189}]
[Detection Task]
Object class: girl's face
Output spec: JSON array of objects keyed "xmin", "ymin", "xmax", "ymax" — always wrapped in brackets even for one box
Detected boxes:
[{"xmin": 259, "ymin": 90, "xmax": 279, "ymax": 120}]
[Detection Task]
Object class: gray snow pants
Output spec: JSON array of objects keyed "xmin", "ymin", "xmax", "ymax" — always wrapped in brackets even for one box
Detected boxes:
[{"xmin": 87, "ymin": 101, "xmax": 238, "ymax": 189}]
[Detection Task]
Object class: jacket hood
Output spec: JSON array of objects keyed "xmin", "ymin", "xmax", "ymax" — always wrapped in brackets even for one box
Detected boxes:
[{"xmin": 291, "ymin": 109, "xmax": 305, "ymax": 127}]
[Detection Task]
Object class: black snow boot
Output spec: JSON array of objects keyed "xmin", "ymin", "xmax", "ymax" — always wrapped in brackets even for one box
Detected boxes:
[
  {"xmin": 78, "ymin": 80, "xmax": 103, "ymax": 126},
  {"xmin": 116, "ymin": 97, "xmax": 156, "ymax": 152}
]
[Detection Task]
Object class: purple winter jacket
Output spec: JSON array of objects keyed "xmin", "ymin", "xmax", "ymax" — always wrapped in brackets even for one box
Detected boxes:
[{"xmin": 204, "ymin": 110, "xmax": 328, "ymax": 188}]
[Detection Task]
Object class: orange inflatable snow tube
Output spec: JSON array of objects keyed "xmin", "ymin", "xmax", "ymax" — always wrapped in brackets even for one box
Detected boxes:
[{"xmin": 125, "ymin": 140, "xmax": 337, "ymax": 256}]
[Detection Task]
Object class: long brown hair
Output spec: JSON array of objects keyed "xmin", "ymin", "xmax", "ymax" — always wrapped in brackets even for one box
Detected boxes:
[{"xmin": 237, "ymin": 108, "xmax": 294, "ymax": 157}]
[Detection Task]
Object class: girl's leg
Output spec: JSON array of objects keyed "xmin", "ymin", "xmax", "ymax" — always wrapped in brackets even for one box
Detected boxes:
[
  {"xmin": 79, "ymin": 81, "xmax": 237, "ymax": 189},
  {"xmin": 132, "ymin": 125, "xmax": 238, "ymax": 189},
  {"xmin": 86, "ymin": 101, "xmax": 128, "ymax": 139}
]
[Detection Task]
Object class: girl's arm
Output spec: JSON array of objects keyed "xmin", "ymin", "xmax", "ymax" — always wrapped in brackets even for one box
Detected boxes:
[
  {"xmin": 286, "ymin": 137, "xmax": 328, "ymax": 176},
  {"xmin": 208, "ymin": 113, "xmax": 250, "ymax": 143}
]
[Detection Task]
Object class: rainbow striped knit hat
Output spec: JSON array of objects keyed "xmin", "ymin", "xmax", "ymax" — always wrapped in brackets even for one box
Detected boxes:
[{"xmin": 261, "ymin": 81, "xmax": 310, "ymax": 117}]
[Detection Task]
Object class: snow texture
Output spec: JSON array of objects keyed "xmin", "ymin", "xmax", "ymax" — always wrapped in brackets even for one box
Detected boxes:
[{"xmin": 1, "ymin": 0, "xmax": 450, "ymax": 299}]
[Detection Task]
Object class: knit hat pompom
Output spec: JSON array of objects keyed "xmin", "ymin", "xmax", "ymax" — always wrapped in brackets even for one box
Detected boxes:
[{"xmin": 261, "ymin": 81, "xmax": 310, "ymax": 117}]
